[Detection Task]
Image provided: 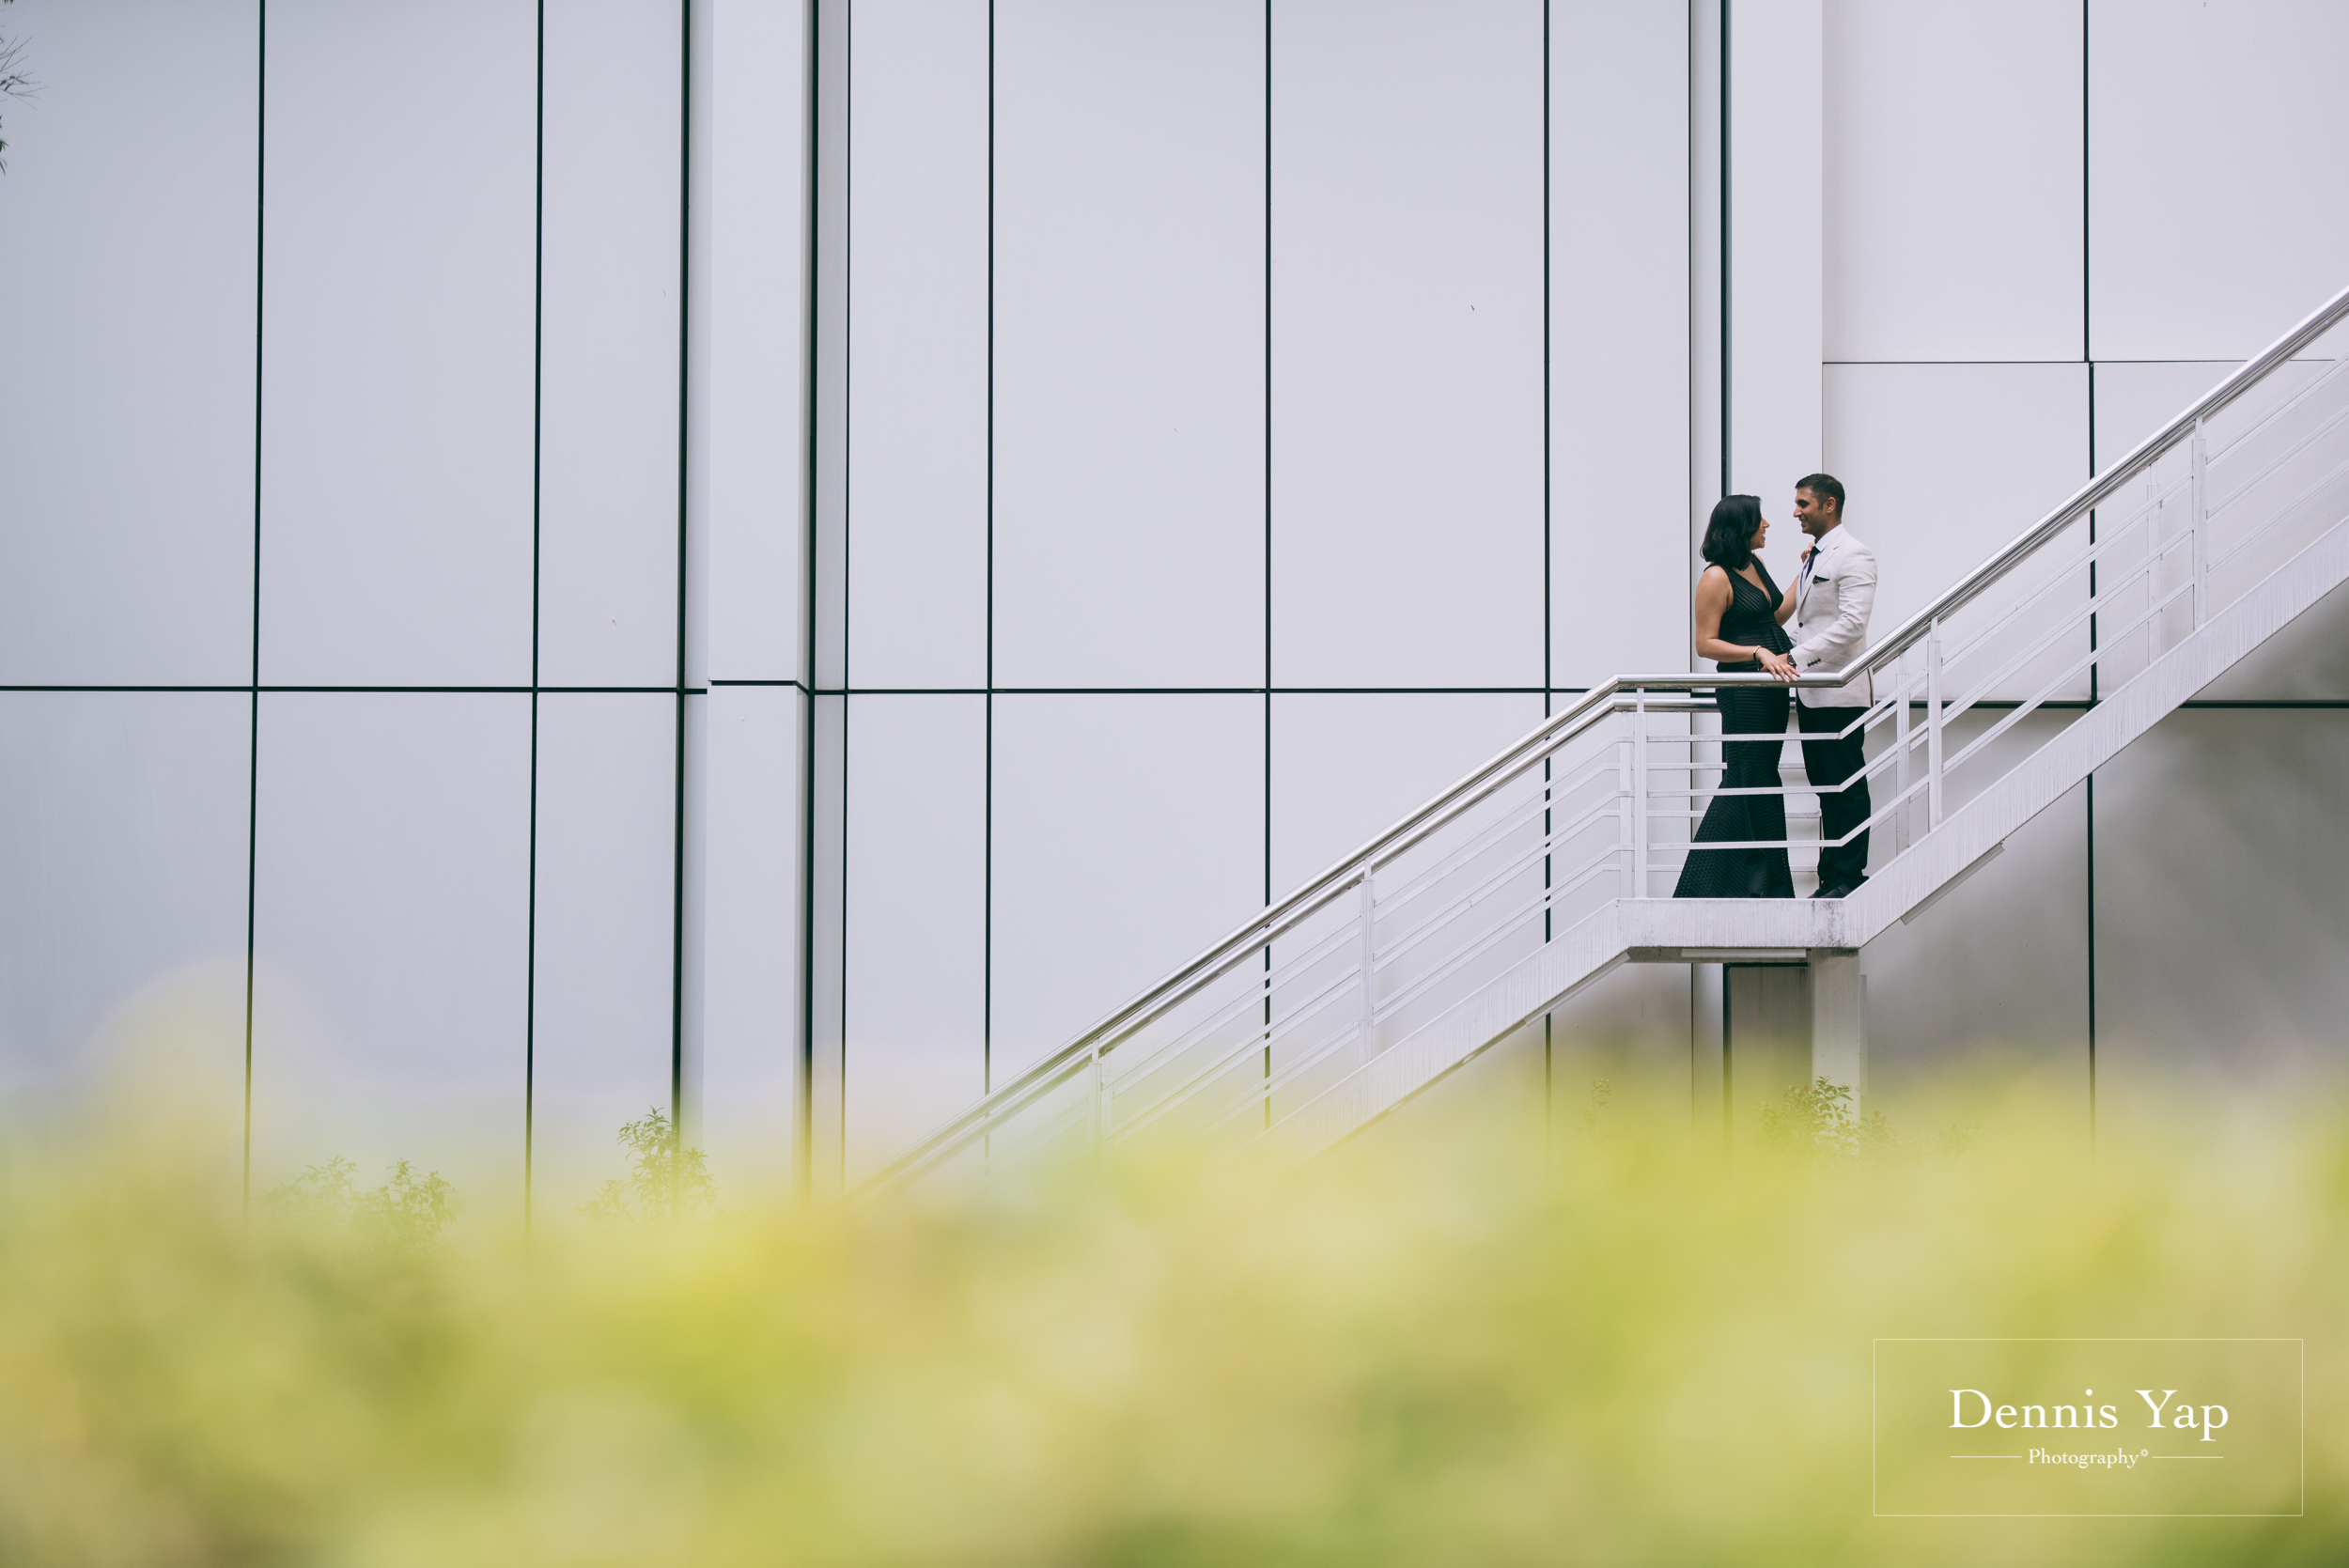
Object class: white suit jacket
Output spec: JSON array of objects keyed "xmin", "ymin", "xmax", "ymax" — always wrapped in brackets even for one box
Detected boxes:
[{"xmin": 1791, "ymin": 525, "xmax": 1876, "ymax": 707}]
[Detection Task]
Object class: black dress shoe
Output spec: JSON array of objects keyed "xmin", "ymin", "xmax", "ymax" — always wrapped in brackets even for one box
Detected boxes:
[{"xmin": 1812, "ymin": 882, "xmax": 1850, "ymax": 899}]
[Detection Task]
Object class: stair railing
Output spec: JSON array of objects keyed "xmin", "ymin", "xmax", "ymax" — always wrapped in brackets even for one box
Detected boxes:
[{"xmin": 849, "ymin": 279, "xmax": 2349, "ymax": 1203}]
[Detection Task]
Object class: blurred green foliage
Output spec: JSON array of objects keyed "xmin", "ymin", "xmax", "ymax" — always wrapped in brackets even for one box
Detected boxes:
[{"xmin": 0, "ymin": 1077, "xmax": 2341, "ymax": 1565}]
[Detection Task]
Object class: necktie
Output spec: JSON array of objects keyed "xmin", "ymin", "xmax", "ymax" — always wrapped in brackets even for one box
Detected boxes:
[{"xmin": 1798, "ymin": 541, "xmax": 1828, "ymax": 616}]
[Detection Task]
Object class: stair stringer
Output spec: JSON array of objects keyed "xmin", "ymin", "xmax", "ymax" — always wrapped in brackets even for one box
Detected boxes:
[{"xmin": 1259, "ymin": 514, "xmax": 2349, "ymax": 1162}]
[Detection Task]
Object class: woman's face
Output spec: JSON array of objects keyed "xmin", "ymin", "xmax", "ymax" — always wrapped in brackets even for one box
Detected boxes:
[{"xmin": 1748, "ymin": 515, "xmax": 1768, "ymax": 551}]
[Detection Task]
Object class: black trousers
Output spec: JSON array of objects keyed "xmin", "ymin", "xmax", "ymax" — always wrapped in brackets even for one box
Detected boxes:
[{"xmin": 1797, "ymin": 701, "xmax": 1871, "ymax": 889}]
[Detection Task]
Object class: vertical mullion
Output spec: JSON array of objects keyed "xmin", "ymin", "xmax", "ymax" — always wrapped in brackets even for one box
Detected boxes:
[
  {"xmin": 833, "ymin": 0, "xmax": 853, "ymax": 1194},
  {"xmin": 1541, "ymin": 0, "xmax": 1551, "ymax": 721},
  {"xmin": 671, "ymin": 0, "xmax": 692, "ymax": 1138},
  {"xmin": 2081, "ymin": 0, "xmax": 2096, "ymax": 1154},
  {"xmin": 798, "ymin": 0, "xmax": 823, "ymax": 1206},
  {"xmin": 524, "ymin": 0, "xmax": 546, "ymax": 1234},
  {"xmin": 983, "ymin": 0, "xmax": 996, "ymax": 1095},
  {"xmin": 1261, "ymin": 0, "xmax": 1274, "ymax": 1115},
  {"xmin": 242, "ymin": 0, "xmax": 270, "ymax": 1213},
  {"xmin": 1540, "ymin": 0, "xmax": 1553, "ymax": 1132}
]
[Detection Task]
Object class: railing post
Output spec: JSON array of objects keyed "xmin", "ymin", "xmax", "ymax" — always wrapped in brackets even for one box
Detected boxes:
[
  {"xmin": 1893, "ymin": 670, "xmax": 1911, "ymax": 854},
  {"xmin": 1259, "ymin": 918, "xmax": 1274, "ymax": 1131},
  {"xmin": 1615, "ymin": 725, "xmax": 1633, "ymax": 894},
  {"xmin": 2189, "ymin": 415, "xmax": 2210, "ymax": 629},
  {"xmin": 1357, "ymin": 862, "xmax": 1377, "ymax": 1057},
  {"xmin": 1925, "ymin": 620, "xmax": 1945, "ymax": 830},
  {"xmin": 1632, "ymin": 687, "xmax": 1649, "ymax": 896},
  {"xmin": 1091, "ymin": 1045, "xmax": 1107, "ymax": 1167}
]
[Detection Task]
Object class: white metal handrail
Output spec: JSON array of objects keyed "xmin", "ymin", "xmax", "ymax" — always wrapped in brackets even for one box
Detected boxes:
[{"xmin": 849, "ymin": 278, "xmax": 2349, "ymax": 1202}]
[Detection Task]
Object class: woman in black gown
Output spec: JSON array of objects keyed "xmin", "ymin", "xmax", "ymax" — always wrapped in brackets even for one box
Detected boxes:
[{"xmin": 1673, "ymin": 495, "xmax": 1799, "ymax": 898}]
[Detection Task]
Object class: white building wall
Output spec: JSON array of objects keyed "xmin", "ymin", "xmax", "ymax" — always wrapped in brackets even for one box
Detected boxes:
[
  {"xmin": 3, "ymin": 1, "xmax": 2344, "ymax": 1205},
  {"xmin": 0, "ymin": 0, "xmax": 794, "ymax": 1219},
  {"xmin": 1820, "ymin": 0, "xmax": 2349, "ymax": 1122}
]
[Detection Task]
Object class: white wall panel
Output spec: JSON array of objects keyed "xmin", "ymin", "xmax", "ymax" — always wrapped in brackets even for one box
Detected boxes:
[
  {"xmin": 2196, "ymin": 579, "xmax": 2349, "ymax": 704},
  {"xmin": 1272, "ymin": 0, "xmax": 1544, "ymax": 690},
  {"xmin": 700, "ymin": 0, "xmax": 810, "ymax": 686},
  {"xmin": 988, "ymin": 695, "xmax": 1261, "ymax": 1079},
  {"xmin": 2090, "ymin": 361, "xmax": 2235, "ymax": 467},
  {"xmin": 847, "ymin": 0, "xmax": 988, "ymax": 690},
  {"xmin": 2089, "ymin": 0, "xmax": 2349, "ymax": 361},
  {"xmin": 842, "ymin": 695, "xmax": 986, "ymax": 1182},
  {"xmin": 1348, "ymin": 1019, "xmax": 1548, "ymax": 1175},
  {"xmin": 539, "ymin": 0, "xmax": 683, "ymax": 689},
  {"xmin": 1269, "ymin": 691, "xmax": 1542, "ymax": 892},
  {"xmin": 993, "ymin": 1, "xmax": 1265, "ymax": 689},
  {"xmin": 1725, "ymin": 0, "xmax": 1822, "ymax": 505},
  {"xmin": 250, "ymin": 694, "xmax": 531, "ymax": 1207},
  {"xmin": 1823, "ymin": 0, "xmax": 2082, "ymax": 362},
  {"xmin": 1861, "ymin": 760, "xmax": 2091, "ymax": 1115},
  {"xmin": 2092, "ymin": 712, "xmax": 2349, "ymax": 1098},
  {"xmin": 1542, "ymin": 964, "xmax": 1691, "ymax": 1074},
  {"xmin": 0, "ymin": 0, "xmax": 257, "ymax": 686},
  {"xmin": 0, "ymin": 695, "xmax": 250, "ymax": 1116},
  {"xmin": 259, "ymin": 1, "xmax": 537, "ymax": 687},
  {"xmin": 2091, "ymin": 359, "xmax": 2349, "ymax": 700},
  {"xmin": 699, "ymin": 684, "xmax": 804, "ymax": 1196},
  {"xmin": 2090, "ymin": 359, "xmax": 2334, "ymax": 470},
  {"xmin": 1546, "ymin": 973, "xmax": 1697, "ymax": 1158},
  {"xmin": 1550, "ymin": 0, "xmax": 1691, "ymax": 687},
  {"xmin": 1822, "ymin": 362, "xmax": 2088, "ymax": 641},
  {"xmin": 526, "ymin": 694, "xmax": 676, "ymax": 1218}
]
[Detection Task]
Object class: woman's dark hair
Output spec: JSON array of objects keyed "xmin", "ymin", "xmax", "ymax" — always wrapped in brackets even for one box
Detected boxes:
[{"xmin": 1701, "ymin": 494, "xmax": 1763, "ymax": 570}]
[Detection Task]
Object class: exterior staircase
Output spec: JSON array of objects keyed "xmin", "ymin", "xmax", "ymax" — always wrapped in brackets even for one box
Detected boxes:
[{"xmin": 856, "ymin": 279, "xmax": 2349, "ymax": 1200}]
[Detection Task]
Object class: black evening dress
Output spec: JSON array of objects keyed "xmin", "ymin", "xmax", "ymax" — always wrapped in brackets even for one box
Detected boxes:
[{"xmin": 1672, "ymin": 561, "xmax": 1796, "ymax": 899}]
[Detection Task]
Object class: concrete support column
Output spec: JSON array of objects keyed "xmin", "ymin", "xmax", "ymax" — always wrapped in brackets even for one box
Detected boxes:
[{"xmin": 1808, "ymin": 948, "xmax": 1864, "ymax": 1106}]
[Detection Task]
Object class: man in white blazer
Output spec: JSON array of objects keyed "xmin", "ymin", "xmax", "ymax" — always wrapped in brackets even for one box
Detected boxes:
[{"xmin": 1790, "ymin": 474, "xmax": 1876, "ymax": 897}]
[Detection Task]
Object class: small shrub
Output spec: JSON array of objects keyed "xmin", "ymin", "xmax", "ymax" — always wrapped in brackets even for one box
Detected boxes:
[
  {"xmin": 263, "ymin": 1155, "xmax": 458, "ymax": 1256},
  {"xmin": 1577, "ymin": 1077, "xmax": 1613, "ymax": 1141},
  {"xmin": 1756, "ymin": 1076, "xmax": 1973, "ymax": 1172},
  {"xmin": 579, "ymin": 1106, "xmax": 717, "ymax": 1234}
]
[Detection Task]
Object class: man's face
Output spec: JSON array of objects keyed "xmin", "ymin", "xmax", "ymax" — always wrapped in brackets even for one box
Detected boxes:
[{"xmin": 1794, "ymin": 488, "xmax": 1839, "ymax": 539}]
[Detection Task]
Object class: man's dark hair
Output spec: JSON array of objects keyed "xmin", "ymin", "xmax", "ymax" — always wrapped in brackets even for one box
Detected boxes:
[
  {"xmin": 1797, "ymin": 473, "xmax": 1845, "ymax": 516},
  {"xmin": 1701, "ymin": 494, "xmax": 1763, "ymax": 570}
]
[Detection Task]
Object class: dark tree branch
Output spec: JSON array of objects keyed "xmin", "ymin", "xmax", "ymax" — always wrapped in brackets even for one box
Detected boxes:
[{"xmin": 0, "ymin": 0, "xmax": 36, "ymax": 175}]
